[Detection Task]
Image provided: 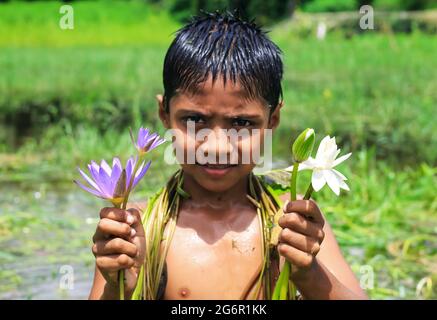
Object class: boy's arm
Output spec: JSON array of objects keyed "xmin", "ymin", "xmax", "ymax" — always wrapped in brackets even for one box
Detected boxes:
[
  {"xmin": 89, "ymin": 265, "xmax": 119, "ymax": 300},
  {"xmin": 294, "ymin": 221, "xmax": 368, "ymax": 299},
  {"xmin": 278, "ymin": 194, "xmax": 368, "ymax": 300}
]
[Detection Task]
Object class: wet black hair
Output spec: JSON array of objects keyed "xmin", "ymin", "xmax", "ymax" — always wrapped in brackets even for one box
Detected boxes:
[{"xmin": 162, "ymin": 10, "xmax": 283, "ymax": 114}]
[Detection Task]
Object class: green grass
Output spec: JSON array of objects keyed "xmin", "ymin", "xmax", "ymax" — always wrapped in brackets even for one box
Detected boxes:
[
  {"xmin": 273, "ymin": 32, "xmax": 437, "ymax": 165},
  {"xmin": 0, "ymin": 0, "xmax": 179, "ymax": 47},
  {"xmin": 0, "ymin": 1, "xmax": 436, "ymax": 299}
]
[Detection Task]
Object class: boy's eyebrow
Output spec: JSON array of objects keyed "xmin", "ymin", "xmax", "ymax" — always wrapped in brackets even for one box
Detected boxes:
[
  {"xmin": 225, "ymin": 113, "xmax": 263, "ymax": 119},
  {"xmin": 174, "ymin": 108, "xmax": 263, "ymax": 120},
  {"xmin": 174, "ymin": 108, "xmax": 212, "ymax": 117}
]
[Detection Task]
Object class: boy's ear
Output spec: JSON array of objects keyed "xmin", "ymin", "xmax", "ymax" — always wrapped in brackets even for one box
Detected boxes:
[
  {"xmin": 268, "ymin": 100, "xmax": 283, "ymax": 131},
  {"xmin": 157, "ymin": 94, "xmax": 170, "ymax": 128}
]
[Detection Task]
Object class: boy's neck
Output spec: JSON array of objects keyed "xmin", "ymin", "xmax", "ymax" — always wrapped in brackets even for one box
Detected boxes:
[{"xmin": 181, "ymin": 171, "xmax": 251, "ymax": 212}]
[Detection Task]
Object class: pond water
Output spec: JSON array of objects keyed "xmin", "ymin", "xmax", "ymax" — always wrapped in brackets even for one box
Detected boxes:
[{"xmin": 0, "ymin": 182, "xmax": 104, "ymax": 299}]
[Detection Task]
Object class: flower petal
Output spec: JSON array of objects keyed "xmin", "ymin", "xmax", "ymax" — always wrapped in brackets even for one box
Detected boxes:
[
  {"xmin": 330, "ymin": 136, "xmax": 337, "ymax": 148},
  {"xmin": 110, "ymin": 159, "xmax": 122, "ymax": 193},
  {"xmin": 333, "ymin": 152, "xmax": 352, "ymax": 167},
  {"xmin": 146, "ymin": 132, "xmax": 158, "ymax": 143},
  {"xmin": 325, "ymin": 148, "xmax": 341, "ymax": 166},
  {"xmin": 98, "ymin": 166, "xmax": 113, "ymax": 197},
  {"xmin": 88, "ymin": 161, "xmax": 101, "ymax": 182},
  {"xmin": 323, "ymin": 169, "xmax": 340, "ymax": 196},
  {"xmin": 138, "ymin": 127, "xmax": 150, "ymax": 148},
  {"xmin": 315, "ymin": 136, "xmax": 331, "ymax": 161},
  {"xmin": 100, "ymin": 159, "xmax": 112, "ymax": 176},
  {"xmin": 88, "ymin": 161, "xmax": 107, "ymax": 194},
  {"xmin": 298, "ymin": 157, "xmax": 318, "ymax": 171},
  {"xmin": 74, "ymin": 180, "xmax": 105, "ymax": 198},
  {"xmin": 132, "ymin": 160, "xmax": 151, "ymax": 189},
  {"xmin": 125, "ymin": 156, "xmax": 137, "ymax": 186},
  {"xmin": 339, "ymin": 179, "xmax": 350, "ymax": 191},
  {"xmin": 149, "ymin": 136, "xmax": 166, "ymax": 151},
  {"xmin": 78, "ymin": 168, "xmax": 101, "ymax": 192},
  {"xmin": 331, "ymin": 169, "xmax": 350, "ymax": 191},
  {"xmin": 332, "ymin": 168, "xmax": 348, "ymax": 181},
  {"xmin": 284, "ymin": 165, "xmax": 294, "ymax": 172},
  {"xmin": 113, "ymin": 157, "xmax": 122, "ymax": 171},
  {"xmin": 311, "ymin": 169, "xmax": 326, "ymax": 192}
]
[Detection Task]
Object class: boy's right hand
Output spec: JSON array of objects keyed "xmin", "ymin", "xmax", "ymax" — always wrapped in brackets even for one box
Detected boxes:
[{"xmin": 92, "ymin": 207, "xmax": 145, "ymax": 295}]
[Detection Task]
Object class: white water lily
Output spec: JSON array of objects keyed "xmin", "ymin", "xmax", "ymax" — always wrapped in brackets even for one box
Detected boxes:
[{"xmin": 286, "ymin": 135, "xmax": 352, "ymax": 196}]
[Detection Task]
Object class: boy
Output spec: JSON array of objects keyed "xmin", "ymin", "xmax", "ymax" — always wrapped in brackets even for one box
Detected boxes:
[{"xmin": 89, "ymin": 11, "xmax": 368, "ymax": 300}]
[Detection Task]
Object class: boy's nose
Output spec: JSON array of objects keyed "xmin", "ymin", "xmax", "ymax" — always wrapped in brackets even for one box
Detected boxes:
[{"xmin": 197, "ymin": 128, "xmax": 237, "ymax": 164}]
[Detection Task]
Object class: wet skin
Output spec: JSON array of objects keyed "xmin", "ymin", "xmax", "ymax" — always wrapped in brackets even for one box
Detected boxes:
[{"xmin": 89, "ymin": 77, "xmax": 368, "ymax": 300}]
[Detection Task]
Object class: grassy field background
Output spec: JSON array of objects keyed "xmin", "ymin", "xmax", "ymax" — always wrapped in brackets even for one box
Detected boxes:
[{"xmin": 0, "ymin": 1, "xmax": 436, "ymax": 299}]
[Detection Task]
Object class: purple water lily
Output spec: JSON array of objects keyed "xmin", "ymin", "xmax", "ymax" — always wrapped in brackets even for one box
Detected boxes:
[
  {"xmin": 74, "ymin": 156, "xmax": 151, "ymax": 207},
  {"xmin": 130, "ymin": 127, "xmax": 166, "ymax": 154}
]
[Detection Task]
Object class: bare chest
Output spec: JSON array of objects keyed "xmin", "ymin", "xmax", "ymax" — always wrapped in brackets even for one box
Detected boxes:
[{"xmin": 162, "ymin": 209, "xmax": 264, "ymax": 299}]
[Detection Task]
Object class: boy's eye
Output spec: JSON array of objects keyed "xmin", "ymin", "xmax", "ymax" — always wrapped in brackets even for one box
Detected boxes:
[
  {"xmin": 182, "ymin": 115, "xmax": 205, "ymax": 124},
  {"xmin": 232, "ymin": 118, "xmax": 252, "ymax": 127}
]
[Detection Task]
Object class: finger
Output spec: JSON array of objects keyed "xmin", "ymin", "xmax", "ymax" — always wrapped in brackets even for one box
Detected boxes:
[
  {"xmin": 126, "ymin": 208, "xmax": 144, "ymax": 237},
  {"xmin": 93, "ymin": 218, "xmax": 135, "ymax": 242},
  {"xmin": 99, "ymin": 207, "xmax": 136, "ymax": 225},
  {"xmin": 92, "ymin": 238, "xmax": 138, "ymax": 258},
  {"xmin": 96, "ymin": 254, "xmax": 135, "ymax": 271},
  {"xmin": 278, "ymin": 212, "xmax": 325, "ymax": 241},
  {"xmin": 284, "ymin": 200, "xmax": 325, "ymax": 226},
  {"xmin": 277, "ymin": 243, "xmax": 314, "ymax": 269},
  {"xmin": 278, "ymin": 228, "xmax": 320, "ymax": 255}
]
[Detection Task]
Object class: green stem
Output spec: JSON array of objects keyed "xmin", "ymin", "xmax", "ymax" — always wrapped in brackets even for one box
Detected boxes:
[
  {"xmin": 272, "ymin": 262, "xmax": 286, "ymax": 299},
  {"xmin": 289, "ymin": 278, "xmax": 296, "ymax": 300},
  {"xmin": 118, "ymin": 154, "xmax": 145, "ymax": 300},
  {"xmin": 119, "ymin": 270, "xmax": 125, "ymax": 300},
  {"xmin": 290, "ymin": 162, "xmax": 299, "ymax": 201},
  {"xmin": 279, "ymin": 262, "xmax": 290, "ymax": 300},
  {"xmin": 272, "ymin": 162, "xmax": 300, "ymax": 300},
  {"xmin": 304, "ymin": 183, "xmax": 314, "ymax": 200},
  {"xmin": 285, "ymin": 162, "xmax": 300, "ymax": 299},
  {"xmin": 113, "ymin": 201, "xmax": 126, "ymax": 300},
  {"xmin": 276, "ymin": 181, "xmax": 313, "ymax": 300}
]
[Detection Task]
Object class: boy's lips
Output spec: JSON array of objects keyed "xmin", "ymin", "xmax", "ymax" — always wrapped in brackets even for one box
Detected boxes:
[{"xmin": 196, "ymin": 163, "xmax": 238, "ymax": 177}]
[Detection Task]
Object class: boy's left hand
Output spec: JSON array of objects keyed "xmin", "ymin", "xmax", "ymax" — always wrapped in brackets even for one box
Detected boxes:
[{"xmin": 277, "ymin": 200, "xmax": 325, "ymax": 275}]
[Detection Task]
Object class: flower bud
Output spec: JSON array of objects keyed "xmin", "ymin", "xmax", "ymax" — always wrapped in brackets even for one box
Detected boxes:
[{"xmin": 292, "ymin": 128, "xmax": 315, "ymax": 162}]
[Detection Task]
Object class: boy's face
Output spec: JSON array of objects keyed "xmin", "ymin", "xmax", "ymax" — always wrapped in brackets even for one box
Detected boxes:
[{"xmin": 158, "ymin": 76, "xmax": 281, "ymax": 193}]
